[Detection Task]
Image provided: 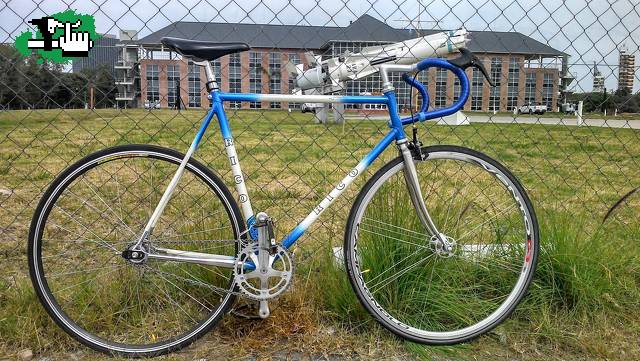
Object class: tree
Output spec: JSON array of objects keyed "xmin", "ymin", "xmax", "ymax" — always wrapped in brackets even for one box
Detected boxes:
[
  {"xmin": 0, "ymin": 44, "xmax": 116, "ymax": 109},
  {"xmin": 568, "ymin": 91, "xmax": 640, "ymax": 114}
]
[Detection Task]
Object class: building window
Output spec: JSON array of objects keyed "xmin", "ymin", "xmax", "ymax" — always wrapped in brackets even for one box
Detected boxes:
[
  {"xmin": 188, "ymin": 62, "xmax": 201, "ymax": 108},
  {"xmin": 146, "ymin": 64, "xmax": 159, "ymax": 104},
  {"xmin": 453, "ymin": 78, "xmax": 461, "ymax": 103},
  {"xmin": 416, "ymin": 71, "xmax": 429, "ymax": 111},
  {"xmin": 391, "ymin": 73, "xmax": 410, "ymax": 111},
  {"xmin": 471, "ymin": 67, "xmax": 483, "ymax": 111},
  {"xmin": 348, "ymin": 68, "xmax": 381, "ymax": 110},
  {"xmin": 249, "ymin": 52, "xmax": 262, "ymax": 108},
  {"xmin": 507, "ymin": 58, "xmax": 519, "ymax": 110},
  {"xmin": 288, "ymin": 53, "xmax": 301, "ymax": 109},
  {"xmin": 542, "ymin": 73, "xmax": 554, "ymax": 109},
  {"xmin": 490, "ymin": 57, "xmax": 502, "ymax": 111},
  {"xmin": 435, "ymin": 68, "xmax": 447, "ymax": 108},
  {"xmin": 167, "ymin": 64, "xmax": 180, "ymax": 108},
  {"xmin": 211, "ymin": 58, "xmax": 222, "ymax": 87},
  {"xmin": 269, "ymin": 52, "xmax": 281, "ymax": 109},
  {"xmin": 524, "ymin": 72, "xmax": 536, "ymax": 105},
  {"xmin": 228, "ymin": 53, "xmax": 242, "ymax": 109},
  {"xmin": 328, "ymin": 41, "xmax": 384, "ymax": 58}
]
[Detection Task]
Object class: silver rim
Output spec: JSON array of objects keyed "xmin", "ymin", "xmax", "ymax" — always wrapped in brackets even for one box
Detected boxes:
[
  {"xmin": 347, "ymin": 150, "xmax": 535, "ymax": 341},
  {"xmin": 31, "ymin": 149, "xmax": 239, "ymax": 354}
]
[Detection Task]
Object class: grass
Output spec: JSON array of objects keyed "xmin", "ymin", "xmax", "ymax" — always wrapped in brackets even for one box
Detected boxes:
[{"xmin": 0, "ymin": 108, "xmax": 639, "ymax": 359}]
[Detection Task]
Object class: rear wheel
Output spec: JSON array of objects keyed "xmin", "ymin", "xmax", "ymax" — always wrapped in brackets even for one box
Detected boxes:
[
  {"xmin": 344, "ymin": 145, "xmax": 538, "ymax": 344},
  {"xmin": 28, "ymin": 144, "xmax": 244, "ymax": 357}
]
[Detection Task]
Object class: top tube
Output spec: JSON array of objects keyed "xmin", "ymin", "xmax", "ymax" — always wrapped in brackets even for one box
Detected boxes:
[
  {"xmin": 218, "ymin": 92, "xmax": 389, "ymax": 105},
  {"xmin": 213, "ymin": 57, "xmax": 470, "ymax": 130}
]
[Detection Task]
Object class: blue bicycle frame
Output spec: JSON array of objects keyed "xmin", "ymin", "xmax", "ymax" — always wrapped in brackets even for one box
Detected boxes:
[{"xmin": 141, "ymin": 58, "xmax": 470, "ymax": 269}]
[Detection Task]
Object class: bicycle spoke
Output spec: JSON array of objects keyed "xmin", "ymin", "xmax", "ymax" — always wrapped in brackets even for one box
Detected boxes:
[
  {"xmin": 32, "ymin": 148, "xmax": 240, "ymax": 351},
  {"xmin": 369, "ymin": 253, "xmax": 436, "ymax": 294},
  {"xmin": 348, "ymin": 149, "xmax": 536, "ymax": 340},
  {"xmin": 81, "ymin": 177, "xmax": 139, "ymax": 238}
]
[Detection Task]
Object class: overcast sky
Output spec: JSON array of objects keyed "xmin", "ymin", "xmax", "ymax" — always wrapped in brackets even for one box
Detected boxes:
[{"xmin": 1, "ymin": 0, "xmax": 638, "ymax": 93}]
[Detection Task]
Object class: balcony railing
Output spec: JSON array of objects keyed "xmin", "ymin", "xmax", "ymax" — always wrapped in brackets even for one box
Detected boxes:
[
  {"xmin": 114, "ymin": 60, "xmax": 135, "ymax": 69},
  {"xmin": 115, "ymin": 78, "xmax": 135, "ymax": 85},
  {"xmin": 115, "ymin": 92, "xmax": 137, "ymax": 100}
]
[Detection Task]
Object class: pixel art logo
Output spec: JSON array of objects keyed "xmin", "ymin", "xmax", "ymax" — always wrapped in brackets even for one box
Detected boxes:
[{"xmin": 15, "ymin": 10, "xmax": 98, "ymax": 64}]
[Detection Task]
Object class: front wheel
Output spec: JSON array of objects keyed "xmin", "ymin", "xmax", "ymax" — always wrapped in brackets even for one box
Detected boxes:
[{"xmin": 344, "ymin": 145, "xmax": 539, "ymax": 344}]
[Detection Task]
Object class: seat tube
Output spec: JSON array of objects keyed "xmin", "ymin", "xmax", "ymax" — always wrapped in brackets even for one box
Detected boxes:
[{"xmin": 212, "ymin": 91, "xmax": 255, "ymax": 223}]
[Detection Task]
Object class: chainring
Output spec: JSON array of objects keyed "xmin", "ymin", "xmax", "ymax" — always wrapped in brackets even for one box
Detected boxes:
[{"xmin": 233, "ymin": 244, "xmax": 293, "ymax": 301}]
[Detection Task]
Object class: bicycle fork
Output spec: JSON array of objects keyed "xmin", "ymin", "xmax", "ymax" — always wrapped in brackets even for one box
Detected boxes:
[{"xmin": 397, "ymin": 139, "xmax": 453, "ymax": 252}]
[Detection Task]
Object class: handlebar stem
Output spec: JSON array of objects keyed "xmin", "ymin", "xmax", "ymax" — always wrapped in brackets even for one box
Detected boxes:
[{"xmin": 378, "ymin": 63, "xmax": 416, "ymax": 92}]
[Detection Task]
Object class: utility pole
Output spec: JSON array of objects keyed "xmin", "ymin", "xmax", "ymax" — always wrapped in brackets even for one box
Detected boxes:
[{"xmin": 89, "ymin": 85, "xmax": 94, "ymax": 109}]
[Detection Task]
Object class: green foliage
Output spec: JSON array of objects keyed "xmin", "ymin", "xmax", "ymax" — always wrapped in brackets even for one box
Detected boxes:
[
  {"xmin": 569, "ymin": 91, "xmax": 640, "ymax": 113},
  {"xmin": 0, "ymin": 44, "xmax": 115, "ymax": 109},
  {"xmin": 0, "ymin": 109, "xmax": 637, "ymax": 357},
  {"xmin": 317, "ymin": 206, "xmax": 640, "ymax": 350}
]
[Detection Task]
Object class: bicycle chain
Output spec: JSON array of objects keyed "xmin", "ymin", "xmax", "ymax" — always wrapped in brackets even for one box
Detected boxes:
[
  {"xmin": 143, "ymin": 239, "xmax": 295, "ymax": 301},
  {"xmin": 150, "ymin": 239, "xmax": 243, "ymax": 245},
  {"xmin": 141, "ymin": 264, "xmax": 247, "ymax": 298}
]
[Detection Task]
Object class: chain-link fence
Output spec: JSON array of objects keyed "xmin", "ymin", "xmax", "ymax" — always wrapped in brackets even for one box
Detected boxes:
[{"xmin": 1, "ymin": 0, "xmax": 639, "ymax": 358}]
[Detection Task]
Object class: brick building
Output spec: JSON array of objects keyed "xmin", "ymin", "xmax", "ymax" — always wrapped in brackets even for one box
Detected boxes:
[{"xmin": 117, "ymin": 15, "xmax": 566, "ymax": 112}]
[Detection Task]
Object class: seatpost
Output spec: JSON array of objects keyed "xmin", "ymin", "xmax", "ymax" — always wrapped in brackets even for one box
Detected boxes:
[{"xmin": 194, "ymin": 59, "xmax": 219, "ymax": 92}]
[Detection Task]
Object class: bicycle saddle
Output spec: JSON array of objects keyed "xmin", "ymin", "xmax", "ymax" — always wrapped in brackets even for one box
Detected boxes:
[{"xmin": 161, "ymin": 37, "xmax": 250, "ymax": 61}]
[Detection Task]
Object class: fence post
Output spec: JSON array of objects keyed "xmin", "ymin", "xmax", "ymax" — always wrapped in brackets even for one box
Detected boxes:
[{"xmin": 577, "ymin": 100, "xmax": 583, "ymax": 126}]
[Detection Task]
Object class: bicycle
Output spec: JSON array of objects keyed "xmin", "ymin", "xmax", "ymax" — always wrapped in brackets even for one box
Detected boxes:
[{"xmin": 28, "ymin": 37, "xmax": 539, "ymax": 357}]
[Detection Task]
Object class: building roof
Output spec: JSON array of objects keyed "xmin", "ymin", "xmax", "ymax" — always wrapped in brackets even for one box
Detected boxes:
[{"xmin": 136, "ymin": 14, "xmax": 565, "ymax": 57}]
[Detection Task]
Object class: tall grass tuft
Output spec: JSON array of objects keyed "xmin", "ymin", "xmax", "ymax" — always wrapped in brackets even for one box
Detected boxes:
[{"xmin": 316, "ymin": 206, "xmax": 640, "ymax": 347}]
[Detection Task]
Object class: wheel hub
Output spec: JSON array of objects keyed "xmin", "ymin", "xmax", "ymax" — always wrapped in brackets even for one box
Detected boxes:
[
  {"xmin": 121, "ymin": 243, "xmax": 148, "ymax": 264},
  {"xmin": 430, "ymin": 234, "xmax": 457, "ymax": 257}
]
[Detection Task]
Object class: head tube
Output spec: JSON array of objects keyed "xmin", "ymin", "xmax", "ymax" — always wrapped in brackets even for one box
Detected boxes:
[{"xmin": 385, "ymin": 90, "xmax": 407, "ymax": 140}]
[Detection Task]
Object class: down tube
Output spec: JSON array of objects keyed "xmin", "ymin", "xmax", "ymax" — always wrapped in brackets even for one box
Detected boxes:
[{"xmin": 281, "ymin": 129, "xmax": 398, "ymax": 249}]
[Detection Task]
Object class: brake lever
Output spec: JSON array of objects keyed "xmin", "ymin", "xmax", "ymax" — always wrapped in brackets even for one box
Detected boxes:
[{"xmin": 447, "ymin": 48, "xmax": 496, "ymax": 87}]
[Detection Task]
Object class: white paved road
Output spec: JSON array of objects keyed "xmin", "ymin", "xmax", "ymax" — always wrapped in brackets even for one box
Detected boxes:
[
  {"xmin": 466, "ymin": 115, "xmax": 640, "ymax": 129},
  {"xmin": 344, "ymin": 113, "xmax": 640, "ymax": 129}
]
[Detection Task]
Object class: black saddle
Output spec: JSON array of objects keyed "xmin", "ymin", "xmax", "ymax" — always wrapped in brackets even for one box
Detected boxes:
[{"xmin": 161, "ymin": 37, "xmax": 250, "ymax": 61}]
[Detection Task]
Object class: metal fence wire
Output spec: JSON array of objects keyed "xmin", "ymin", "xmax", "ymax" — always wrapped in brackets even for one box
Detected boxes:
[{"xmin": 0, "ymin": 0, "xmax": 639, "ymax": 355}]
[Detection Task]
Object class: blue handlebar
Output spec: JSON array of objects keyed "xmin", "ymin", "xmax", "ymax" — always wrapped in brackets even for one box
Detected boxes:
[
  {"xmin": 400, "ymin": 58, "xmax": 470, "ymax": 125},
  {"xmin": 401, "ymin": 73, "xmax": 429, "ymax": 114}
]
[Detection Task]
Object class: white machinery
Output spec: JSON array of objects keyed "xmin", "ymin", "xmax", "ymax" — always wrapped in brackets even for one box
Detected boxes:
[{"xmin": 287, "ymin": 28, "xmax": 470, "ymax": 95}]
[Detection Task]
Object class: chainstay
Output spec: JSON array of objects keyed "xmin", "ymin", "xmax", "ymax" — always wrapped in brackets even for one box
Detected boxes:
[{"xmin": 146, "ymin": 238, "xmax": 248, "ymax": 297}]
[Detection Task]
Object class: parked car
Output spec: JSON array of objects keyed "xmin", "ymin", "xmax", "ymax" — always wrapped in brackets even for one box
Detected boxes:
[
  {"xmin": 144, "ymin": 100, "xmax": 161, "ymax": 109},
  {"xmin": 561, "ymin": 103, "xmax": 576, "ymax": 114},
  {"xmin": 518, "ymin": 103, "xmax": 547, "ymax": 115}
]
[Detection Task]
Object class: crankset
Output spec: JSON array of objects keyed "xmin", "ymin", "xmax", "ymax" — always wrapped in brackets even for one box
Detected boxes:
[{"xmin": 233, "ymin": 212, "xmax": 294, "ymax": 318}]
